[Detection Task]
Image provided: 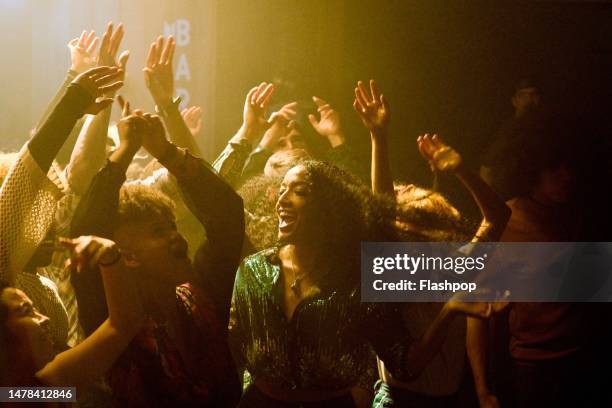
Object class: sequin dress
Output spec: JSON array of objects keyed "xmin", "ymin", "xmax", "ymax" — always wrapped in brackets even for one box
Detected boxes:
[{"xmin": 231, "ymin": 248, "xmax": 414, "ymax": 394}]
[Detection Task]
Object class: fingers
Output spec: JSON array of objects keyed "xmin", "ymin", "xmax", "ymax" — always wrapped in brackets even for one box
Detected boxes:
[
  {"xmin": 84, "ymin": 30, "xmax": 96, "ymax": 47},
  {"xmin": 353, "ymin": 99, "xmax": 366, "ymax": 117},
  {"xmin": 58, "ymin": 237, "xmax": 77, "ymax": 249},
  {"xmin": 145, "ymin": 42, "xmax": 157, "ymax": 68},
  {"xmin": 86, "ymin": 36, "xmax": 99, "ymax": 54},
  {"xmin": 431, "ymin": 134, "xmax": 446, "ymax": 148},
  {"xmin": 312, "ymin": 96, "xmax": 328, "ymax": 108},
  {"xmin": 281, "ymin": 101, "xmax": 298, "ymax": 111},
  {"xmin": 269, "ymin": 110, "xmax": 294, "ymax": 124},
  {"xmin": 255, "ymin": 83, "xmax": 274, "ymax": 107},
  {"xmin": 100, "ymin": 81, "xmax": 124, "ymax": 94},
  {"xmin": 357, "ymin": 81, "xmax": 371, "ymax": 105},
  {"xmin": 100, "ymin": 22, "xmax": 112, "ymax": 55},
  {"xmin": 108, "ymin": 23, "xmax": 124, "ymax": 57},
  {"xmin": 84, "ymin": 65, "xmax": 118, "ymax": 78},
  {"xmin": 417, "ymin": 134, "xmax": 435, "ymax": 160},
  {"xmin": 95, "ymin": 68, "xmax": 124, "ymax": 84},
  {"xmin": 380, "ymin": 94, "xmax": 389, "ymax": 112},
  {"xmin": 117, "ymin": 50, "xmax": 130, "ymax": 69},
  {"xmin": 354, "ymin": 84, "xmax": 369, "ymax": 110},
  {"xmin": 78, "ymin": 30, "xmax": 87, "ymax": 48},
  {"xmin": 308, "ymin": 113, "xmax": 320, "ymax": 129},
  {"xmin": 89, "ymin": 98, "xmax": 115, "ymax": 114},
  {"xmin": 61, "ymin": 236, "xmax": 103, "ymax": 272},
  {"xmin": 155, "ymin": 35, "xmax": 164, "ymax": 63},
  {"xmin": 160, "ymin": 36, "xmax": 175, "ymax": 65},
  {"xmin": 251, "ymin": 82, "xmax": 267, "ymax": 104},
  {"xmin": 118, "ymin": 95, "xmax": 130, "ymax": 117},
  {"xmin": 245, "ymin": 86, "xmax": 258, "ymax": 104},
  {"xmin": 369, "ymin": 79, "xmax": 380, "ymax": 102}
]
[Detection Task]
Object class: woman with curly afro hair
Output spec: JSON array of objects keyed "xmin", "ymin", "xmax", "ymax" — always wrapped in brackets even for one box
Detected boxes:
[{"xmin": 231, "ymin": 147, "xmax": 501, "ymax": 408}]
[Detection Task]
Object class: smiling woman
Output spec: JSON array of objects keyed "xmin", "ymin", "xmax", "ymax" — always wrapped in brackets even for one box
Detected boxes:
[
  {"xmin": 231, "ymin": 161, "xmax": 404, "ymax": 407},
  {"xmin": 0, "ymin": 283, "xmax": 55, "ymax": 385}
]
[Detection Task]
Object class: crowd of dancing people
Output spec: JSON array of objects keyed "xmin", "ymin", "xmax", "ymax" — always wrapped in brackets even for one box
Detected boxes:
[{"xmin": 1, "ymin": 22, "xmax": 610, "ymax": 408}]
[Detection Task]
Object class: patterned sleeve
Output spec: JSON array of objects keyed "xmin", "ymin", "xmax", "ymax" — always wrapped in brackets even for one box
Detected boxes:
[
  {"xmin": 0, "ymin": 145, "xmax": 63, "ymax": 284},
  {"xmin": 212, "ymin": 137, "xmax": 253, "ymax": 188}
]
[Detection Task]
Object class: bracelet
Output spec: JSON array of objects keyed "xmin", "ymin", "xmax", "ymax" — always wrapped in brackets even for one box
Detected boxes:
[{"xmin": 98, "ymin": 249, "xmax": 122, "ymax": 267}]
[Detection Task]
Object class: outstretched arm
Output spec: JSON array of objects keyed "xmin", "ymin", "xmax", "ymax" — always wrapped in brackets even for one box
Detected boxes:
[
  {"xmin": 144, "ymin": 35, "xmax": 201, "ymax": 156},
  {"xmin": 70, "ymin": 101, "xmax": 146, "ymax": 334},
  {"xmin": 66, "ymin": 22, "xmax": 129, "ymax": 195},
  {"xmin": 212, "ymin": 82, "xmax": 276, "ymax": 186},
  {"xmin": 0, "ymin": 67, "xmax": 123, "ymax": 285},
  {"xmin": 36, "ymin": 235, "xmax": 143, "ymax": 388},
  {"xmin": 49, "ymin": 29, "xmax": 99, "ymax": 166},
  {"xmin": 29, "ymin": 67, "xmax": 124, "ymax": 173},
  {"xmin": 353, "ymin": 79, "xmax": 392, "ymax": 195},
  {"xmin": 141, "ymin": 116, "xmax": 244, "ymax": 326},
  {"xmin": 375, "ymin": 294, "xmax": 506, "ymax": 382},
  {"xmin": 417, "ymin": 134, "xmax": 511, "ymax": 242}
]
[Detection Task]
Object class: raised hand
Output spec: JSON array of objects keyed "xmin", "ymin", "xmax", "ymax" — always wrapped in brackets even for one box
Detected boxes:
[
  {"xmin": 60, "ymin": 236, "xmax": 121, "ymax": 273},
  {"xmin": 353, "ymin": 79, "xmax": 389, "ymax": 137},
  {"xmin": 115, "ymin": 95, "xmax": 146, "ymax": 154},
  {"xmin": 141, "ymin": 113, "xmax": 172, "ymax": 160},
  {"xmin": 417, "ymin": 134, "xmax": 463, "ymax": 173},
  {"xmin": 260, "ymin": 102, "xmax": 298, "ymax": 151},
  {"xmin": 72, "ymin": 66, "xmax": 124, "ymax": 114},
  {"xmin": 98, "ymin": 22, "xmax": 129, "ymax": 70},
  {"xmin": 308, "ymin": 96, "xmax": 344, "ymax": 147},
  {"xmin": 68, "ymin": 30, "xmax": 99, "ymax": 73},
  {"xmin": 240, "ymin": 82, "xmax": 274, "ymax": 143},
  {"xmin": 143, "ymin": 35, "xmax": 176, "ymax": 108},
  {"xmin": 181, "ymin": 105, "xmax": 203, "ymax": 136}
]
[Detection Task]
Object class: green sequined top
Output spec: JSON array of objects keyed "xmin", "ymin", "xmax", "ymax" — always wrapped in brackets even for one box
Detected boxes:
[{"xmin": 231, "ymin": 248, "xmax": 414, "ymax": 392}]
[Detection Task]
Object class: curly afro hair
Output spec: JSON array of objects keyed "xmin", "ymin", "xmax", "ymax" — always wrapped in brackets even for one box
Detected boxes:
[
  {"xmin": 116, "ymin": 184, "xmax": 176, "ymax": 228},
  {"xmin": 294, "ymin": 161, "xmax": 396, "ymax": 288},
  {"xmin": 238, "ymin": 174, "xmax": 283, "ymax": 254},
  {"xmin": 394, "ymin": 183, "xmax": 473, "ymax": 242}
]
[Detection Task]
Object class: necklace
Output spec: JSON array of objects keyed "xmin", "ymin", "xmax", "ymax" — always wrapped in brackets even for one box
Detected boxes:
[{"xmin": 288, "ymin": 255, "xmax": 307, "ymax": 297}]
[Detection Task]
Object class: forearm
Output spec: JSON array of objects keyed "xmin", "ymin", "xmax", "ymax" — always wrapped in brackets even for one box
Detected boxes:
[
  {"xmin": 212, "ymin": 133, "xmax": 253, "ymax": 187},
  {"xmin": 36, "ymin": 319, "xmax": 136, "ymax": 388},
  {"xmin": 70, "ymin": 160, "xmax": 127, "ymax": 238},
  {"xmin": 467, "ymin": 317, "xmax": 492, "ymax": 399},
  {"xmin": 162, "ymin": 145, "xmax": 244, "ymax": 242},
  {"xmin": 158, "ymin": 101, "xmax": 201, "ymax": 156},
  {"xmin": 29, "ymin": 84, "xmax": 92, "ymax": 173},
  {"xmin": 66, "ymin": 109, "xmax": 112, "ymax": 195},
  {"xmin": 100, "ymin": 262, "xmax": 143, "ymax": 335},
  {"xmin": 36, "ymin": 70, "xmax": 78, "ymax": 128},
  {"xmin": 455, "ymin": 166, "xmax": 511, "ymax": 242},
  {"xmin": 371, "ymin": 134, "xmax": 394, "ymax": 195},
  {"xmin": 240, "ymin": 146, "xmax": 271, "ymax": 184},
  {"xmin": 161, "ymin": 145, "xmax": 244, "ymax": 314}
]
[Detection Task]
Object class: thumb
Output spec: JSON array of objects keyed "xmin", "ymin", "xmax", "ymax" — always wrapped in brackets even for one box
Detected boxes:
[
  {"xmin": 118, "ymin": 50, "xmax": 130, "ymax": 69},
  {"xmin": 143, "ymin": 67, "xmax": 152, "ymax": 87},
  {"xmin": 308, "ymin": 114, "xmax": 319, "ymax": 130},
  {"xmin": 89, "ymin": 98, "xmax": 113, "ymax": 114}
]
